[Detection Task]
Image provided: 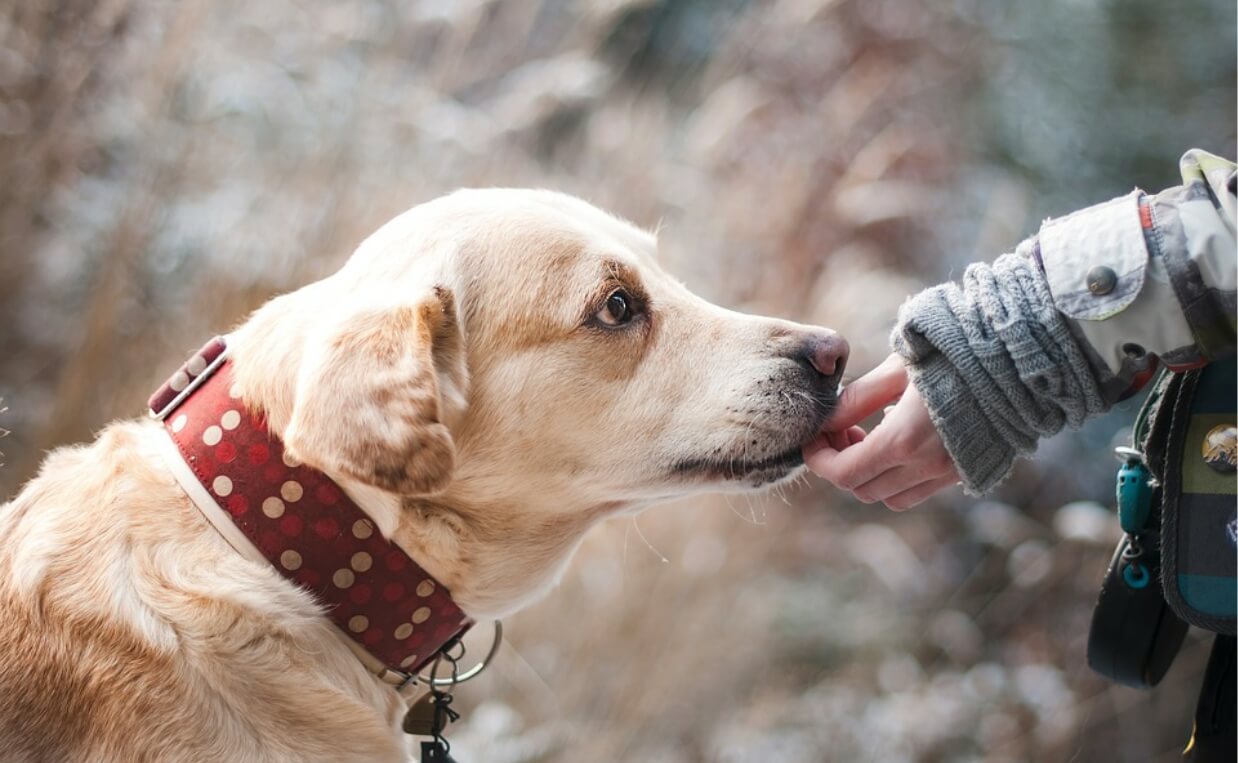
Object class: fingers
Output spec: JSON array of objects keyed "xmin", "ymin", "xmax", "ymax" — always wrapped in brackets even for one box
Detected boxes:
[
  {"xmin": 852, "ymin": 461, "xmax": 953, "ymax": 504},
  {"xmin": 819, "ymin": 426, "xmax": 867, "ymax": 452},
  {"xmin": 807, "ymin": 364, "xmax": 959, "ymax": 513},
  {"xmin": 803, "ymin": 433, "xmax": 892, "ymax": 490},
  {"xmin": 851, "ymin": 465, "xmax": 917, "ymax": 504},
  {"xmin": 821, "ymin": 430, "xmax": 847, "ymax": 452},
  {"xmin": 882, "ymin": 474, "xmax": 961, "ymax": 512},
  {"xmin": 826, "ymin": 353, "xmax": 909, "ymax": 430},
  {"xmin": 808, "ymin": 425, "xmax": 866, "ymax": 459}
]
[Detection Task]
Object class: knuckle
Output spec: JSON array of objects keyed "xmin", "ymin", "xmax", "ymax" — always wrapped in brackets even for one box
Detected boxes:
[{"xmin": 838, "ymin": 472, "xmax": 863, "ymax": 491}]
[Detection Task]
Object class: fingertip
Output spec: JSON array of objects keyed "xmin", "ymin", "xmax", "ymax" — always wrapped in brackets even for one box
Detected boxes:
[
  {"xmin": 825, "ymin": 355, "xmax": 910, "ymax": 430},
  {"xmin": 802, "ymin": 432, "xmax": 833, "ymax": 459}
]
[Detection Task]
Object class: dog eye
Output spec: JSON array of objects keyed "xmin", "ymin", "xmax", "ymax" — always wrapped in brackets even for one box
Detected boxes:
[{"xmin": 596, "ymin": 290, "xmax": 634, "ymax": 326}]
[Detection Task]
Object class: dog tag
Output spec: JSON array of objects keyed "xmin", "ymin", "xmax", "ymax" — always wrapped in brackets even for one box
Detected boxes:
[
  {"xmin": 402, "ymin": 694, "xmax": 442, "ymax": 737},
  {"xmin": 420, "ymin": 740, "xmax": 457, "ymax": 763}
]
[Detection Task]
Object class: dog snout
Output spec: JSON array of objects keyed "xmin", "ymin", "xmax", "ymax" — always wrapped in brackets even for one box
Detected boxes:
[{"xmin": 798, "ymin": 331, "xmax": 849, "ymax": 386}]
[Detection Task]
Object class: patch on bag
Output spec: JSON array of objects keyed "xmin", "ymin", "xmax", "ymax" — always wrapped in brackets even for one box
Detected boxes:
[{"xmin": 1202, "ymin": 423, "xmax": 1237, "ymax": 473}]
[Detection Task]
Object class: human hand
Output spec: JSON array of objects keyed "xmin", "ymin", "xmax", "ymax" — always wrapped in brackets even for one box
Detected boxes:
[{"xmin": 803, "ymin": 353, "xmax": 960, "ymax": 510}]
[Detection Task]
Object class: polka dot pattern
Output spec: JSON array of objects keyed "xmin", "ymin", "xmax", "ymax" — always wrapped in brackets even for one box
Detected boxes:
[
  {"xmin": 186, "ymin": 354, "xmax": 208, "ymax": 376},
  {"xmin": 212, "ymin": 475, "xmax": 233, "ymax": 496},
  {"xmin": 160, "ymin": 352, "xmax": 470, "ymax": 675}
]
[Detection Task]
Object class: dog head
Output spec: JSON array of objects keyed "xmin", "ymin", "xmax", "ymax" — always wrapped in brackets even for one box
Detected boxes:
[{"xmin": 229, "ymin": 189, "xmax": 846, "ymax": 611}]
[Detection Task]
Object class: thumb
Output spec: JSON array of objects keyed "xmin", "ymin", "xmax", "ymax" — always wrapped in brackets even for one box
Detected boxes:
[{"xmin": 825, "ymin": 353, "xmax": 909, "ymax": 430}]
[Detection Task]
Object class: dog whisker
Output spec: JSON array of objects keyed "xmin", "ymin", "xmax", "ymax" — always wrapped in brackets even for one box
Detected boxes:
[{"xmin": 630, "ymin": 516, "xmax": 669, "ymax": 564}]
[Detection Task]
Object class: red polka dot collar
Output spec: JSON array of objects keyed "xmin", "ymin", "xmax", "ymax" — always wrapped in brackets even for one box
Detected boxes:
[{"xmin": 149, "ymin": 337, "xmax": 472, "ymax": 687}]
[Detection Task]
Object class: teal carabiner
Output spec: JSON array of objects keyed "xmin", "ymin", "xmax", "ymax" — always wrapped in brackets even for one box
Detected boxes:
[{"xmin": 1115, "ymin": 456, "xmax": 1154, "ymax": 535}]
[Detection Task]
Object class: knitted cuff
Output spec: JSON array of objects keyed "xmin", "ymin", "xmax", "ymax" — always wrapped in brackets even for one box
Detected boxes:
[
  {"xmin": 901, "ymin": 347, "xmax": 1018, "ymax": 495},
  {"xmin": 891, "ymin": 251, "xmax": 1109, "ymax": 495}
]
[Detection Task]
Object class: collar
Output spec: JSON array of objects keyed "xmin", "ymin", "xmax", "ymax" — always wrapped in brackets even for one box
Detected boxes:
[{"xmin": 148, "ymin": 337, "xmax": 472, "ymax": 688}]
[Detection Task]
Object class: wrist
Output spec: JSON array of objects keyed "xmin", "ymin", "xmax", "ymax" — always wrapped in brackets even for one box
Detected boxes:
[{"xmin": 901, "ymin": 351, "xmax": 1016, "ymax": 495}]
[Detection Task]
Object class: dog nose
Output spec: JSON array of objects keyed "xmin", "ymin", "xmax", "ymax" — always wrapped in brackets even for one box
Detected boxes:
[{"xmin": 801, "ymin": 332, "xmax": 849, "ymax": 383}]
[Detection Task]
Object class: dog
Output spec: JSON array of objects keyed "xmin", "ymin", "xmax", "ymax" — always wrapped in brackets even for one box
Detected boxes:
[{"xmin": 0, "ymin": 189, "xmax": 847, "ymax": 762}]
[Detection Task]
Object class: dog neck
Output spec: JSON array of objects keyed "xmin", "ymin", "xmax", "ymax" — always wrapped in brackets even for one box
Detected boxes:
[
  {"xmin": 342, "ymin": 489, "xmax": 613, "ymax": 621},
  {"xmin": 151, "ymin": 345, "xmax": 477, "ymax": 682},
  {"xmin": 227, "ymin": 311, "xmax": 616, "ymax": 622}
]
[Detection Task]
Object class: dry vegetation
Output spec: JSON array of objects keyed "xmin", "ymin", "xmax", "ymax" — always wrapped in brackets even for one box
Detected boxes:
[{"xmin": 1, "ymin": 1, "xmax": 1233, "ymax": 761}]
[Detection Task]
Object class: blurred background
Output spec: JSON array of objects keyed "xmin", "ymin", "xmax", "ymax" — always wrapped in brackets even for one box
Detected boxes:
[{"xmin": 0, "ymin": 1, "xmax": 1234, "ymax": 760}]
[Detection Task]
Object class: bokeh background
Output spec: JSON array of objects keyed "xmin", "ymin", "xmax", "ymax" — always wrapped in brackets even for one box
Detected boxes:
[{"xmin": 1, "ymin": 1, "xmax": 1234, "ymax": 761}]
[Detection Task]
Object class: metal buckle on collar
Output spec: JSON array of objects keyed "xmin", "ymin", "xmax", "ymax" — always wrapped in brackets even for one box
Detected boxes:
[
  {"xmin": 419, "ymin": 620, "xmax": 503, "ymax": 688},
  {"xmin": 387, "ymin": 620, "xmax": 504, "ymax": 695}
]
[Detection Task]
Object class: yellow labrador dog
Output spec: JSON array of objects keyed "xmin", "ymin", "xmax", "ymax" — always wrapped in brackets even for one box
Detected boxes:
[{"xmin": 0, "ymin": 189, "xmax": 847, "ymax": 762}]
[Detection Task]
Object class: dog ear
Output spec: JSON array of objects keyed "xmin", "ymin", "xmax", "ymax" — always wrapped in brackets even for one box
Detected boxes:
[{"xmin": 283, "ymin": 288, "xmax": 463, "ymax": 496}]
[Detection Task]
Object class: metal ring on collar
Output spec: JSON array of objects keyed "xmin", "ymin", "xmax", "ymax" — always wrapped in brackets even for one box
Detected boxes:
[{"xmin": 419, "ymin": 620, "xmax": 503, "ymax": 687}]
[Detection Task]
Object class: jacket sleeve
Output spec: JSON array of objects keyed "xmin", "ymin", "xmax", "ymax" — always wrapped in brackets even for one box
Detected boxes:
[
  {"xmin": 1035, "ymin": 149, "xmax": 1236, "ymax": 401},
  {"xmin": 891, "ymin": 149, "xmax": 1237, "ymax": 495}
]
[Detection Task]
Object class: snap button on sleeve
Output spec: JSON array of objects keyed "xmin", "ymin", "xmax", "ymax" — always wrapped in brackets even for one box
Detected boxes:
[
  {"xmin": 1039, "ymin": 190, "xmax": 1147, "ymax": 320},
  {"xmin": 1086, "ymin": 265, "xmax": 1118, "ymax": 295}
]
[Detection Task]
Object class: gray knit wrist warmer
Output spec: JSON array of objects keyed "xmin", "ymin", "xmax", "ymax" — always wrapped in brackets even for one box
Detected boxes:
[{"xmin": 890, "ymin": 250, "xmax": 1110, "ymax": 495}]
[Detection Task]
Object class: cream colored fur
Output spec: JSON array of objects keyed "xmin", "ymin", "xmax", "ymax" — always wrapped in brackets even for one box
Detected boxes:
[{"xmin": 0, "ymin": 189, "xmax": 842, "ymax": 762}]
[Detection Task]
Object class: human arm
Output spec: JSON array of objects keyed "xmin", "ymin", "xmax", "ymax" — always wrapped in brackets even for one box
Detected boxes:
[{"xmin": 806, "ymin": 149, "xmax": 1237, "ymax": 504}]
